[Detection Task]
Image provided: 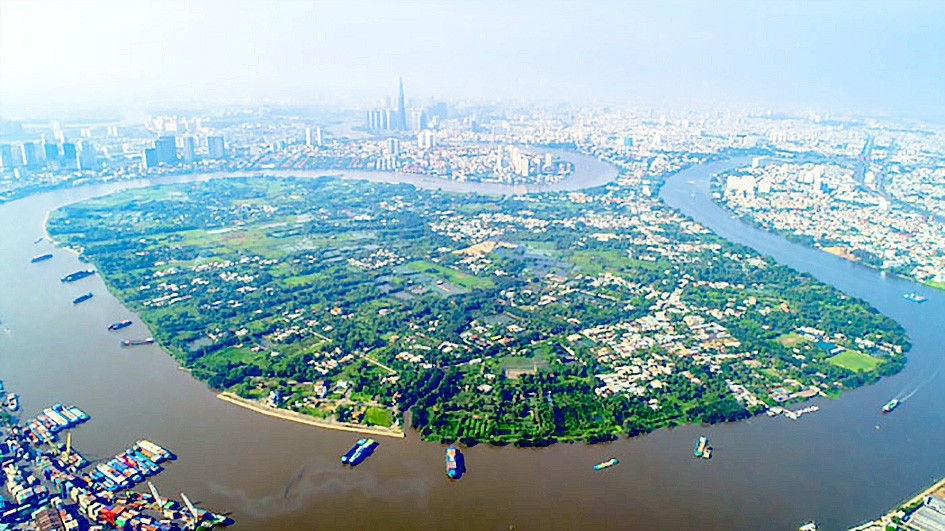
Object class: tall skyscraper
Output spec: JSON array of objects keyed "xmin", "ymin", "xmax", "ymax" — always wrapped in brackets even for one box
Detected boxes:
[
  {"xmin": 207, "ymin": 135, "xmax": 226, "ymax": 159},
  {"xmin": 43, "ymin": 142, "xmax": 60, "ymax": 169},
  {"xmin": 181, "ymin": 136, "xmax": 196, "ymax": 163},
  {"xmin": 387, "ymin": 138, "xmax": 401, "ymax": 157},
  {"xmin": 0, "ymin": 144, "xmax": 16, "ymax": 170},
  {"xmin": 305, "ymin": 127, "xmax": 314, "ymax": 147},
  {"xmin": 21, "ymin": 142, "xmax": 40, "ymax": 168},
  {"xmin": 61, "ymin": 143, "xmax": 78, "ymax": 171},
  {"xmin": 417, "ymin": 130, "xmax": 436, "ymax": 149},
  {"xmin": 78, "ymin": 140, "xmax": 97, "ymax": 170},
  {"xmin": 155, "ymin": 135, "xmax": 178, "ymax": 164},
  {"xmin": 396, "ymin": 77, "xmax": 407, "ymax": 131},
  {"xmin": 143, "ymin": 147, "xmax": 158, "ymax": 169}
]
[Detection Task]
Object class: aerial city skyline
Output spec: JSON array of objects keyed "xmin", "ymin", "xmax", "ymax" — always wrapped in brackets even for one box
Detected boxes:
[{"xmin": 1, "ymin": 2, "xmax": 944, "ymax": 531}]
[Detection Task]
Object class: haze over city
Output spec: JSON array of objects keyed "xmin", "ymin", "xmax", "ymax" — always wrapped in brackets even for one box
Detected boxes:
[{"xmin": 2, "ymin": 0, "xmax": 944, "ymax": 119}]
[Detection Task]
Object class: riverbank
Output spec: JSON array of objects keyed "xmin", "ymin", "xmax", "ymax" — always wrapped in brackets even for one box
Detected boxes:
[
  {"xmin": 216, "ymin": 392, "xmax": 405, "ymax": 439},
  {"xmin": 849, "ymin": 476, "xmax": 945, "ymax": 530}
]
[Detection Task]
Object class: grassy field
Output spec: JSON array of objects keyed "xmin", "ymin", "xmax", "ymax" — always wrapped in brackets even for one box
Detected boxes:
[
  {"xmin": 775, "ymin": 332, "xmax": 807, "ymax": 347},
  {"xmin": 827, "ymin": 350, "xmax": 880, "ymax": 372},
  {"xmin": 405, "ymin": 259, "xmax": 495, "ymax": 289},
  {"xmin": 363, "ymin": 406, "xmax": 394, "ymax": 427}
]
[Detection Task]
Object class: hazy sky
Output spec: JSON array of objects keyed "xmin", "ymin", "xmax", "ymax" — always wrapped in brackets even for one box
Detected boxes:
[{"xmin": 1, "ymin": 0, "xmax": 943, "ymax": 119}]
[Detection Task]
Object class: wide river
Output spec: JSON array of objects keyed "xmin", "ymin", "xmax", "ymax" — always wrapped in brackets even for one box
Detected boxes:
[{"xmin": 1, "ymin": 154, "xmax": 942, "ymax": 530}]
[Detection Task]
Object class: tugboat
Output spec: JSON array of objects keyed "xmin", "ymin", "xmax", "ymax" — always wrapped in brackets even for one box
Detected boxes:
[
  {"xmin": 593, "ymin": 458, "xmax": 619, "ymax": 470},
  {"xmin": 882, "ymin": 399, "xmax": 899, "ymax": 413},
  {"xmin": 108, "ymin": 320, "xmax": 133, "ymax": 331}
]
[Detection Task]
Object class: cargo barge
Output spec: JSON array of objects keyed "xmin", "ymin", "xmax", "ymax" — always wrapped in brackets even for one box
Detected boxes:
[
  {"xmin": 694, "ymin": 436, "xmax": 708, "ymax": 458},
  {"xmin": 903, "ymin": 292, "xmax": 927, "ymax": 303},
  {"xmin": 31, "ymin": 253, "xmax": 53, "ymax": 263},
  {"xmin": 121, "ymin": 337, "xmax": 155, "ymax": 347},
  {"xmin": 108, "ymin": 320, "xmax": 133, "ymax": 331},
  {"xmin": 342, "ymin": 438, "xmax": 377, "ymax": 466},
  {"xmin": 72, "ymin": 292, "xmax": 94, "ymax": 304},
  {"xmin": 446, "ymin": 446, "xmax": 463, "ymax": 478},
  {"xmin": 61, "ymin": 269, "xmax": 95, "ymax": 282},
  {"xmin": 341, "ymin": 438, "xmax": 366, "ymax": 464},
  {"xmin": 593, "ymin": 458, "xmax": 619, "ymax": 470}
]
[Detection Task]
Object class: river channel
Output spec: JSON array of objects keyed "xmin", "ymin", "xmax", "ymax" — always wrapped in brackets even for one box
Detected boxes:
[{"xmin": 1, "ymin": 154, "xmax": 942, "ymax": 530}]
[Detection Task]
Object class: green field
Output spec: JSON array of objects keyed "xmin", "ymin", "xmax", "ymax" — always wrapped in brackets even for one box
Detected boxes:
[
  {"xmin": 827, "ymin": 350, "xmax": 881, "ymax": 372},
  {"xmin": 775, "ymin": 332, "xmax": 806, "ymax": 347},
  {"xmin": 363, "ymin": 406, "xmax": 394, "ymax": 427},
  {"xmin": 405, "ymin": 260, "xmax": 494, "ymax": 289}
]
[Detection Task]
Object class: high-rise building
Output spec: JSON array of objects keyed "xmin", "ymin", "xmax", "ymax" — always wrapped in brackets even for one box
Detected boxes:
[
  {"xmin": 387, "ymin": 138, "xmax": 401, "ymax": 157},
  {"xmin": 315, "ymin": 127, "xmax": 323, "ymax": 147},
  {"xmin": 305, "ymin": 127, "xmax": 314, "ymax": 147},
  {"xmin": 408, "ymin": 109, "xmax": 426, "ymax": 132},
  {"xmin": 78, "ymin": 140, "xmax": 97, "ymax": 170},
  {"xmin": 155, "ymin": 135, "xmax": 178, "ymax": 164},
  {"xmin": 61, "ymin": 143, "xmax": 78, "ymax": 171},
  {"xmin": 207, "ymin": 135, "xmax": 226, "ymax": 159},
  {"xmin": 366, "ymin": 79, "xmax": 411, "ymax": 132},
  {"xmin": 0, "ymin": 144, "xmax": 16, "ymax": 170},
  {"xmin": 181, "ymin": 136, "xmax": 196, "ymax": 163},
  {"xmin": 21, "ymin": 142, "xmax": 40, "ymax": 168},
  {"xmin": 143, "ymin": 147, "xmax": 158, "ymax": 169},
  {"xmin": 43, "ymin": 142, "xmax": 60, "ymax": 169},
  {"xmin": 396, "ymin": 77, "xmax": 407, "ymax": 131},
  {"xmin": 417, "ymin": 130, "xmax": 436, "ymax": 149}
]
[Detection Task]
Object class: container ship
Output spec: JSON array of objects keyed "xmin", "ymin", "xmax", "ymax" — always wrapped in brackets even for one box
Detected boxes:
[
  {"xmin": 882, "ymin": 399, "xmax": 899, "ymax": 413},
  {"xmin": 72, "ymin": 292, "xmax": 94, "ymax": 304},
  {"xmin": 694, "ymin": 436, "xmax": 708, "ymax": 458},
  {"xmin": 31, "ymin": 253, "xmax": 53, "ymax": 263},
  {"xmin": 445, "ymin": 446, "xmax": 462, "ymax": 478},
  {"xmin": 593, "ymin": 458, "xmax": 619, "ymax": 470},
  {"xmin": 108, "ymin": 320, "xmax": 133, "ymax": 331},
  {"xmin": 903, "ymin": 292, "xmax": 927, "ymax": 303},
  {"xmin": 61, "ymin": 269, "xmax": 95, "ymax": 282},
  {"xmin": 121, "ymin": 338, "xmax": 155, "ymax": 347}
]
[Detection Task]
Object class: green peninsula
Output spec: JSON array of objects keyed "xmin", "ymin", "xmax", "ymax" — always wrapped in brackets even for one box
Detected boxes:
[{"xmin": 47, "ymin": 175, "xmax": 909, "ymax": 445}]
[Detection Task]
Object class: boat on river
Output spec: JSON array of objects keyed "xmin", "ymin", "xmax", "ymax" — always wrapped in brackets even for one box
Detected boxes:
[
  {"xmin": 341, "ymin": 438, "xmax": 367, "ymax": 464},
  {"xmin": 121, "ymin": 338, "xmax": 155, "ymax": 347},
  {"xmin": 108, "ymin": 320, "xmax": 133, "ymax": 331},
  {"xmin": 72, "ymin": 292, "xmax": 94, "ymax": 304},
  {"xmin": 31, "ymin": 253, "xmax": 53, "ymax": 263},
  {"xmin": 694, "ymin": 436, "xmax": 708, "ymax": 457},
  {"xmin": 347, "ymin": 439, "xmax": 377, "ymax": 466},
  {"xmin": 882, "ymin": 399, "xmax": 899, "ymax": 413},
  {"xmin": 61, "ymin": 269, "xmax": 95, "ymax": 282},
  {"xmin": 594, "ymin": 458, "xmax": 619, "ymax": 470},
  {"xmin": 446, "ymin": 446, "xmax": 463, "ymax": 478},
  {"xmin": 903, "ymin": 292, "xmax": 927, "ymax": 303}
]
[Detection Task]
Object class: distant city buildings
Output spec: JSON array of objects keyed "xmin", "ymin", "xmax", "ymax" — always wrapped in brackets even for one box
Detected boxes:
[
  {"xmin": 365, "ymin": 78, "xmax": 426, "ymax": 133},
  {"xmin": 207, "ymin": 135, "xmax": 226, "ymax": 160}
]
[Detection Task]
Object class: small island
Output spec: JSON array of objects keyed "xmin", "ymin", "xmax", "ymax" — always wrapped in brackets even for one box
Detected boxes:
[{"xmin": 47, "ymin": 171, "xmax": 909, "ymax": 445}]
